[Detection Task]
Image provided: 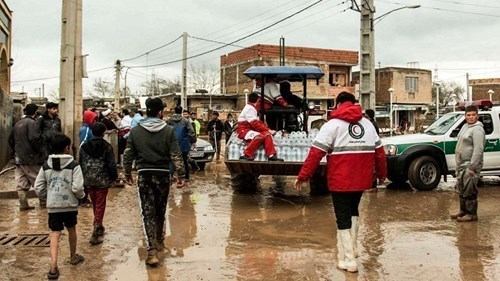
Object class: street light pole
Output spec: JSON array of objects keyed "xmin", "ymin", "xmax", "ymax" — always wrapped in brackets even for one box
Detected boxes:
[
  {"xmin": 388, "ymin": 88, "xmax": 394, "ymax": 137},
  {"xmin": 488, "ymin": 89, "xmax": 494, "ymax": 102},
  {"xmin": 434, "ymin": 81, "xmax": 441, "ymax": 119}
]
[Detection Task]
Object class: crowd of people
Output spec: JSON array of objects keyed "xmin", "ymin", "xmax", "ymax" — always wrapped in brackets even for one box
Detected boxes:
[{"xmin": 6, "ymin": 94, "xmax": 485, "ymax": 278}]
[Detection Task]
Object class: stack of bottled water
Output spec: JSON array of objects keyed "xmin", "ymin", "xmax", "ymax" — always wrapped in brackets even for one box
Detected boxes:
[{"xmin": 227, "ymin": 129, "xmax": 323, "ymax": 162}]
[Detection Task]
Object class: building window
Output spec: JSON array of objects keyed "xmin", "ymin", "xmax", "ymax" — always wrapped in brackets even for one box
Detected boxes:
[
  {"xmin": 405, "ymin": 77, "xmax": 418, "ymax": 92},
  {"xmin": 328, "ymin": 73, "xmax": 347, "ymax": 87}
]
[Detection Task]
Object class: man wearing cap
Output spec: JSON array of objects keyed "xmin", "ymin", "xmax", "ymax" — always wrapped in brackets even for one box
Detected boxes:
[
  {"xmin": 123, "ymin": 97, "xmax": 185, "ymax": 267},
  {"xmin": 9, "ymin": 103, "xmax": 46, "ymax": 210},
  {"xmin": 38, "ymin": 102, "xmax": 62, "ymax": 159}
]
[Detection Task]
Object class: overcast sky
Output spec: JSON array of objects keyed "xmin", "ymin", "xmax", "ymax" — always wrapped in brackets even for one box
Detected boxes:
[{"xmin": 7, "ymin": 0, "xmax": 500, "ymax": 99}]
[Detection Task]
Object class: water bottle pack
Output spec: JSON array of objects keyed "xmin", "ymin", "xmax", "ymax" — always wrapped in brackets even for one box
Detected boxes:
[{"xmin": 227, "ymin": 129, "xmax": 322, "ymax": 162}]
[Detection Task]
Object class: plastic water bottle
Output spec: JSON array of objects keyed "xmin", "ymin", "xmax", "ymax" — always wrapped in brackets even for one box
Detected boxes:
[{"xmin": 228, "ymin": 143, "xmax": 238, "ymax": 160}]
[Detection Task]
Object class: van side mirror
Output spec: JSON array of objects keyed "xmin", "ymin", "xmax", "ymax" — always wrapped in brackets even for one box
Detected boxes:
[{"xmin": 450, "ymin": 128, "xmax": 460, "ymax": 138}]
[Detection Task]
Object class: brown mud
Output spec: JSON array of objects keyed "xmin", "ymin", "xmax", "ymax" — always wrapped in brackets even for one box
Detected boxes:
[{"xmin": 0, "ymin": 162, "xmax": 499, "ymax": 281}]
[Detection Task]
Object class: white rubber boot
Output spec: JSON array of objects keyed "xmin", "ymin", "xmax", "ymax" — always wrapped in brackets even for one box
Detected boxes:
[
  {"xmin": 338, "ymin": 229, "xmax": 358, "ymax": 273},
  {"xmin": 351, "ymin": 216, "xmax": 359, "ymax": 258},
  {"xmin": 336, "ymin": 232, "xmax": 347, "ymax": 270}
]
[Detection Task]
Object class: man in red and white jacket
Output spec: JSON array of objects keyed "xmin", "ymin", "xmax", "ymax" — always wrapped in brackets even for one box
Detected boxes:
[
  {"xmin": 254, "ymin": 77, "xmax": 289, "ymax": 111},
  {"xmin": 294, "ymin": 92, "xmax": 386, "ymax": 273},
  {"xmin": 237, "ymin": 91, "xmax": 283, "ymax": 161}
]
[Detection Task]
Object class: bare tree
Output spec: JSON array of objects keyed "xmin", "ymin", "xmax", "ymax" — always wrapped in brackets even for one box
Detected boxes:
[
  {"xmin": 188, "ymin": 63, "xmax": 220, "ymax": 95},
  {"xmin": 433, "ymin": 81, "xmax": 466, "ymax": 106},
  {"xmin": 93, "ymin": 78, "xmax": 112, "ymax": 97},
  {"xmin": 140, "ymin": 74, "xmax": 181, "ymax": 96}
]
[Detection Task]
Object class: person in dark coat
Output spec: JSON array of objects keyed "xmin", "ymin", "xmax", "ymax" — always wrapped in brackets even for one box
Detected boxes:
[
  {"xmin": 223, "ymin": 113, "xmax": 235, "ymax": 144},
  {"xmin": 8, "ymin": 103, "xmax": 45, "ymax": 210},
  {"xmin": 38, "ymin": 102, "xmax": 62, "ymax": 159},
  {"xmin": 167, "ymin": 106, "xmax": 196, "ymax": 181},
  {"xmin": 79, "ymin": 122, "xmax": 118, "ymax": 245},
  {"xmin": 207, "ymin": 111, "xmax": 224, "ymax": 160}
]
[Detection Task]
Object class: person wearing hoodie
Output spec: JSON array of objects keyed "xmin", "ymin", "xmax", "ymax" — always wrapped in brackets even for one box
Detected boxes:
[
  {"xmin": 38, "ymin": 102, "xmax": 62, "ymax": 160},
  {"xmin": 34, "ymin": 133, "xmax": 86, "ymax": 279},
  {"xmin": 167, "ymin": 106, "xmax": 196, "ymax": 181},
  {"xmin": 78, "ymin": 109, "xmax": 98, "ymax": 207},
  {"xmin": 79, "ymin": 122, "xmax": 118, "ymax": 245},
  {"xmin": 452, "ymin": 105, "xmax": 485, "ymax": 222},
  {"xmin": 8, "ymin": 103, "xmax": 45, "ymax": 210},
  {"xmin": 294, "ymin": 92, "xmax": 387, "ymax": 273},
  {"xmin": 123, "ymin": 97, "xmax": 186, "ymax": 267},
  {"xmin": 79, "ymin": 110, "xmax": 97, "ymax": 147}
]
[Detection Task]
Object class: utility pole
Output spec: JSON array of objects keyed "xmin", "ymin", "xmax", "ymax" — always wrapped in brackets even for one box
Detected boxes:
[
  {"xmin": 466, "ymin": 73, "xmax": 471, "ymax": 101},
  {"xmin": 114, "ymin": 60, "xmax": 121, "ymax": 112},
  {"xmin": 181, "ymin": 32, "xmax": 188, "ymax": 109},
  {"xmin": 279, "ymin": 36, "xmax": 285, "ymax": 66},
  {"xmin": 42, "ymin": 83, "xmax": 45, "ymax": 97},
  {"xmin": 355, "ymin": 0, "xmax": 376, "ymax": 110},
  {"xmin": 59, "ymin": 0, "xmax": 83, "ymax": 150}
]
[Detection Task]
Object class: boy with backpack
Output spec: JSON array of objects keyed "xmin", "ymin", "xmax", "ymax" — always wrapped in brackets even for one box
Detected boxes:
[
  {"xmin": 34, "ymin": 134, "xmax": 86, "ymax": 279},
  {"xmin": 79, "ymin": 122, "xmax": 118, "ymax": 245}
]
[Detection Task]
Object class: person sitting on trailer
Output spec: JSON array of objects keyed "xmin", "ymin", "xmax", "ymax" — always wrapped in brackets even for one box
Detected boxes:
[
  {"xmin": 237, "ymin": 91, "xmax": 284, "ymax": 162},
  {"xmin": 254, "ymin": 76, "xmax": 290, "ymax": 111}
]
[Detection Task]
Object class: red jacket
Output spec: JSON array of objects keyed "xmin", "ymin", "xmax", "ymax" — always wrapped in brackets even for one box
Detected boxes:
[
  {"xmin": 237, "ymin": 103, "xmax": 269, "ymax": 139},
  {"xmin": 297, "ymin": 102, "xmax": 387, "ymax": 192}
]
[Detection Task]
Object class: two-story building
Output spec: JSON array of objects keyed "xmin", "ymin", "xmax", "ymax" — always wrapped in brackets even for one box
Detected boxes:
[
  {"xmin": 0, "ymin": 0, "xmax": 12, "ymax": 170},
  {"xmin": 354, "ymin": 67, "xmax": 433, "ymax": 133},
  {"xmin": 220, "ymin": 44, "xmax": 359, "ymax": 110}
]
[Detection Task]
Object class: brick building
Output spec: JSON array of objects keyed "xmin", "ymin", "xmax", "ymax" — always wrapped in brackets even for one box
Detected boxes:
[
  {"xmin": 354, "ymin": 67, "xmax": 432, "ymax": 133},
  {"xmin": 470, "ymin": 78, "xmax": 500, "ymax": 103},
  {"xmin": 220, "ymin": 44, "xmax": 358, "ymax": 110},
  {"xmin": 0, "ymin": 0, "xmax": 12, "ymax": 170}
]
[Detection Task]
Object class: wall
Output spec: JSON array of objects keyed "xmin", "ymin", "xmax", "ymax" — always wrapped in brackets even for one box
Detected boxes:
[
  {"xmin": 375, "ymin": 67, "xmax": 433, "ymax": 105},
  {"xmin": 0, "ymin": 1, "xmax": 12, "ymax": 170},
  {"xmin": 470, "ymin": 78, "xmax": 500, "ymax": 102},
  {"xmin": 220, "ymin": 44, "xmax": 358, "ymax": 110}
]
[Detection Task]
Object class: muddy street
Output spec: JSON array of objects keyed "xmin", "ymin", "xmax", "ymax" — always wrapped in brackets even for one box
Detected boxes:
[{"xmin": 0, "ymin": 162, "xmax": 499, "ymax": 281}]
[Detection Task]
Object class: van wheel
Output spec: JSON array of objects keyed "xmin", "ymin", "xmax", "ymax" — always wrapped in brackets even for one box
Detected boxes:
[
  {"xmin": 231, "ymin": 173, "xmax": 260, "ymax": 193},
  {"xmin": 408, "ymin": 156, "xmax": 441, "ymax": 191}
]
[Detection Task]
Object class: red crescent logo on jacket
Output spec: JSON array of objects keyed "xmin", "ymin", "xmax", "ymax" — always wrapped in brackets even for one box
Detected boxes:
[{"xmin": 349, "ymin": 122, "xmax": 365, "ymax": 139}]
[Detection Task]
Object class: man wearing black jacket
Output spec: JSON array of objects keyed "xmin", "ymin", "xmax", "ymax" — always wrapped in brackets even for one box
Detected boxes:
[
  {"xmin": 207, "ymin": 111, "xmax": 224, "ymax": 161},
  {"xmin": 38, "ymin": 102, "xmax": 62, "ymax": 159},
  {"xmin": 123, "ymin": 97, "xmax": 185, "ymax": 267},
  {"xmin": 9, "ymin": 103, "xmax": 45, "ymax": 210}
]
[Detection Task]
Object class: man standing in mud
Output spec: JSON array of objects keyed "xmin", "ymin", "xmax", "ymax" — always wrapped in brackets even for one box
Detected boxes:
[
  {"xmin": 8, "ymin": 103, "xmax": 46, "ymax": 210},
  {"xmin": 38, "ymin": 102, "xmax": 62, "ymax": 159},
  {"xmin": 294, "ymin": 92, "xmax": 386, "ymax": 273},
  {"xmin": 452, "ymin": 105, "xmax": 485, "ymax": 222},
  {"xmin": 123, "ymin": 97, "xmax": 185, "ymax": 267}
]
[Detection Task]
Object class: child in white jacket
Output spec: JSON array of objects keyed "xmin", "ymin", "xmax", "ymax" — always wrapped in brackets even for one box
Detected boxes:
[{"xmin": 34, "ymin": 133, "xmax": 86, "ymax": 280}]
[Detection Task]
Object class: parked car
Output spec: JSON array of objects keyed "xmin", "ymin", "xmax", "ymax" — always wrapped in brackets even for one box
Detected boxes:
[
  {"xmin": 382, "ymin": 100, "xmax": 500, "ymax": 191},
  {"xmin": 189, "ymin": 138, "xmax": 215, "ymax": 170}
]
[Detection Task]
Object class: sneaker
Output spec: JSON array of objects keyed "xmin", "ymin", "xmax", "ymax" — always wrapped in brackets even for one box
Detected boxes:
[
  {"xmin": 146, "ymin": 250, "xmax": 159, "ymax": 266},
  {"xmin": 456, "ymin": 214, "xmax": 478, "ymax": 222},
  {"xmin": 268, "ymin": 155, "xmax": 284, "ymax": 162},
  {"xmin": 96, "ymin": 226, "xmax": 105, "ymax": 237},
  {"xmin": 239, "ymin": 155, "xmax": 254, "ymax": 161},
  {"xmin": 450, "ymin": 212, "xmax": 466, "ymax": 219}
]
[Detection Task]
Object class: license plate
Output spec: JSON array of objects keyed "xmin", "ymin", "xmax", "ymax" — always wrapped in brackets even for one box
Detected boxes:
[{"xmin": 190, "ymin": 152, "xmax": 204, "ymax": 158}]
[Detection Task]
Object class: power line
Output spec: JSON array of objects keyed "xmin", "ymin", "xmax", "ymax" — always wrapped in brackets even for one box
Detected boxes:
[
  {"xmin": 120, "ymin": 34, "xmax": 183, "ymax": 62},
  {"xmin": 12, "ymin": 66, "xmax": 115, "ymax": 84},
  {"xmin": 127, "ymin": 0, "xmax": 325, "ymax": 69}
]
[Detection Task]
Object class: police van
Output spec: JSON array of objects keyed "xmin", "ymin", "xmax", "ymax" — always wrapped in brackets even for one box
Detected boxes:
[{"xmin": 382, "ymin": 100, "xmax": 500, "ymax": 191}]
